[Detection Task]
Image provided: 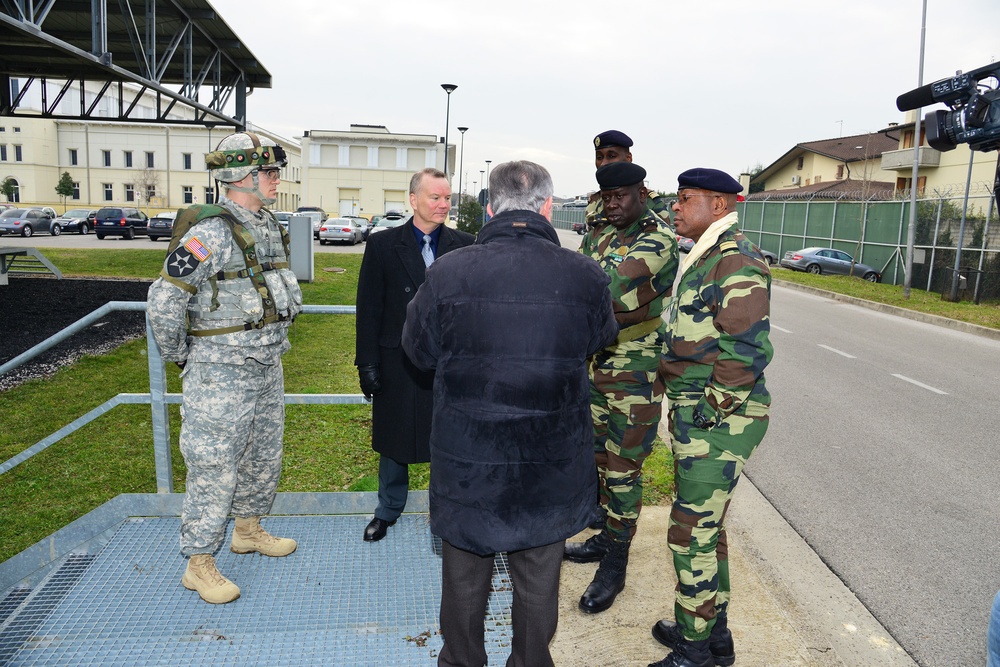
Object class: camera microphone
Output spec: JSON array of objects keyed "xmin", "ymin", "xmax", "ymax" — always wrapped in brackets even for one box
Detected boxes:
[{"xmin": 896, "ymin": 84, "xmax": 936, "ymax": 112}]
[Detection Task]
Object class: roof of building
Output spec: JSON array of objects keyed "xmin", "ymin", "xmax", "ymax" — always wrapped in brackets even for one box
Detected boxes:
[
  {"xmin": 753, "ymin": 129, "xmax": 903, "ymax": 185},
  {"xmin": 746, "ymin": 178, "xmax": 898, "ymax": 201}
]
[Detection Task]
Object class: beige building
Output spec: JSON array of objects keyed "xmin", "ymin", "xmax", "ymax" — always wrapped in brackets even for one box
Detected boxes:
[
  {"xmin": 299, "ymin": 125, "xmax": 456, "ymax": 218},
  {"xmin": 0, "ymin": 81, "xmax": 300, "ymax": 214}
]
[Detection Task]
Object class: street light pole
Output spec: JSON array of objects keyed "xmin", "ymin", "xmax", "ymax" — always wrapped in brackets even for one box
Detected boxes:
[
  {"xmin": 484, "ymin": 159, "xmax": 492, "ymax": 208},
  {"xmin": 441, "ymin": 84, "xmax": 458, "ymax": 179},
  {"xmin": 457, "ymin": 126, "xmax": 468, "ymax": 204},
  {"xmin": 479, "ymin": 169, "xmax": 486, "ymax": 225}
]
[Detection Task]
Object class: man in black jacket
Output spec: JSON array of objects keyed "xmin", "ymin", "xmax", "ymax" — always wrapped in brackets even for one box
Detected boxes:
[
  {"xmin": 402, "ymin": 161, "xmax": 619, "ymax": 667},
  {"xmin": 355, "ymin": 168, "xmax": 475, "ymax": 542}
]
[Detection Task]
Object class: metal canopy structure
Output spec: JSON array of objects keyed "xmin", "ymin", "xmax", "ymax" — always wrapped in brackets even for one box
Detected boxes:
[{"xmin": 0, "ymin": 0, "xmax": 272, "ymax": 128}]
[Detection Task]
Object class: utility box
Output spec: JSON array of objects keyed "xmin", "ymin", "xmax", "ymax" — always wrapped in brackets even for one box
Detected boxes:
[{"xmin": 288, "ymin": 214, "xmax": 314, "ymax": 283}]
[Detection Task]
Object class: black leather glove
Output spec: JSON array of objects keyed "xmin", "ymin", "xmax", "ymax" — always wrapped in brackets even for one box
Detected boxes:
[{"xmin": 358, "ymin": 363, "xmax": 382, "ymax": 399}]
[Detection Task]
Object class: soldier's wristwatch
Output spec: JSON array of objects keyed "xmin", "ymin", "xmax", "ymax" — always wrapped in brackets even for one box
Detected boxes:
[{"xmin": 692, "ymin": 410, "xmax": 714, "ymax": 429}]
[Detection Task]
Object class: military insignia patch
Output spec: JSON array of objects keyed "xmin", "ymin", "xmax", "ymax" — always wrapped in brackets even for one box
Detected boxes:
[
  {"xmin": 184, "ymin": 237, "xmax": 212, "ymax": 261},
  {"xmin": 166, "ymin": 248, "xmax": 200, "ymax": 278}
]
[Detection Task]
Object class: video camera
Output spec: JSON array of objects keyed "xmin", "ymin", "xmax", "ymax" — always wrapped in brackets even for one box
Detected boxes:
[{"xmin": 897, "ymin": 61, "xmax": 1000, "ymax": 152}]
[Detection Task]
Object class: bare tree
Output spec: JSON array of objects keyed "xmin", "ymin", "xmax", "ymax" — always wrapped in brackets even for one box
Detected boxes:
[{"xmin": 133, "ymin": 166, "xmax": 160, "ymax": 213}]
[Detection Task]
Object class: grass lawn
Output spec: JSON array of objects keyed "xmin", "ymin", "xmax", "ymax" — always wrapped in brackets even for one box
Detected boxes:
[{"xmin": 0, "ymin": 250, "xmax": 674, "ymax": 564}]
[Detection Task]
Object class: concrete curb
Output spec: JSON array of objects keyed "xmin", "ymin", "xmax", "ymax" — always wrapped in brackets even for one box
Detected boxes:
[{"xmin": 774, "ymin": 279, "xmax": 1000, "ymax": 342}]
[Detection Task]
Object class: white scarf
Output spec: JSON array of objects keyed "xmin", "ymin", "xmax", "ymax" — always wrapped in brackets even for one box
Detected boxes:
[{"xmin": 680, "ymin": 211, "xmax": 739, "ymax": 276}]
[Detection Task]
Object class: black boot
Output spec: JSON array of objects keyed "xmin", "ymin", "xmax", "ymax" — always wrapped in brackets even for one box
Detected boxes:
[
  {"xmin": 651, "ymin": 615, "xmax": 735, "ymax": 667},
  {"xmin": 563, "ymin": 530, "xmax": 610, "ymax": 563},
  {"xmin": 578, "ymin": 538, "xmax": 629, "ymax": 614},
  {"xmin": 647, "ymin": 637, "xmax": 714, "ymax": 667}
]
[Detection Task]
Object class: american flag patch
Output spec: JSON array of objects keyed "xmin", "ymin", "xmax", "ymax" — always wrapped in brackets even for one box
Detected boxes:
[{"xmin": 184, "ymin": 237, "xmax": 212, "ymax": 261}]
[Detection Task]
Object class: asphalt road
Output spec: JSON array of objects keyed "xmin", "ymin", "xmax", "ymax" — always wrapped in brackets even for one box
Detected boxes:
[{"xmin": 750, "ymin": 284, "xmax": 1000, "ymax": 667}]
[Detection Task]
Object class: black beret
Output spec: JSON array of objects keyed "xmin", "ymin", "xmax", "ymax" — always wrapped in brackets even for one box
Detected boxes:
[
  {"xmin": 594, "ymin": 130, "xmax": 633, "ymax": 150},
  {"xmin": 596, "ymin": 162, "xmax": 647, "ymax": 189},
  {"xmin": 677, "ymin": 168, "xmax": 743, "ymax": 194}
]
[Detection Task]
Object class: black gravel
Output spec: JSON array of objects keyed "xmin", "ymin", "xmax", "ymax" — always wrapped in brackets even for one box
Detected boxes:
[{"xmin": 0, "ymin": 276, "xmax": 152, "ymax": 392}]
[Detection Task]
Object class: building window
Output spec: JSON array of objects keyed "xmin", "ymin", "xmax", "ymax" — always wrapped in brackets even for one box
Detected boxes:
[
  {"xmin": 183, "ymin": 186, "xmax": 193, "ymax": 204},
  {"xmin": 146, "ymin": 185, "xmax": 156, "ymax": 201},
  {"xmin": 13, "ymin": 127, "xmax": 20, "ymax": 133},
  {"xmin": 796, "ymin": 156, "xmax": 804, "ymax": 170},
  {"xmin": 183, "ymin": 153, "xmax": 192, "ymax": 170},
  {"xmin": 204, "ymin": 187, "xmax": 215, "ymax": 205},
  {"xmin": 69, "ymin": 148, "xmax": 78, "ymax": 165},
  {"xmin": 836, "ymin": 165, "xmax": 844, "ymax": 179},
  {"xmin": 102, "ymin": 150, "xmax": 111, "ymax": 167},
  {"xmin": 0, "ymin": 145, "xmax": 6, "ymax": 161},
  {"xmin": 103, "ymin": 183, "xmax": 113, "ymax": 201},
  {"xmin": 124, "ymin": 151, "xmax": 133, "ymax": 168},
  {"xmin": 125, "ymin": 184, "xmax": 135, "ymax": 202},
  {"xmin": 72, "ymin": 182, "xmax": 80, "ymax": 199},
  {"xmin": 145, "ymin": 151, "xmax": 155, "ymax": 168},
  {"xmin": 14, "ymin": 145, "xmax": 22, "ymax": 162},
  {"xmin": 815, "ymin": 175, "xmax": 822, "ymax": 184}
]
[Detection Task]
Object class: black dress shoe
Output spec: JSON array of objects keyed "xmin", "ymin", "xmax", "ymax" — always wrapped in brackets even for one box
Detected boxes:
[
  {"xmin": 652, "ymin": 618, "xmax": 735, "ymax": 667},
  {"xmin": 363, "ymin": 517, "xmax": 396, "ymax": 542}
]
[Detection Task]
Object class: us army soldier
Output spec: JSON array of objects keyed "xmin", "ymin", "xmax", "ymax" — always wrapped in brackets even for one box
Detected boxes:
[
  {"xmin": 565, "ymin": 161, "xmax": 678, "ymax": 615},
  {"xmin": 648, "ymin": 168, "xmax": 772, "ymax": 667},
  {"xmin": 147, "ymin": 131, "xmax": 302, "ymax": 604}
]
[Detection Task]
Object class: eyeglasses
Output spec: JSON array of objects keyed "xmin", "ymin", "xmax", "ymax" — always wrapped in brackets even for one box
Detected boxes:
[
  {"xmin": 675, "ymin": 193, "xmax": 719, "ymax": 205},
  {"xmin": 258, "ymin": 168, "xmax": 281, "ymax": 180}
]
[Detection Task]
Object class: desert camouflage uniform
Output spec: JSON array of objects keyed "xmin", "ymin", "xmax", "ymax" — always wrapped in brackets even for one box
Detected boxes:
[
  {"xmin": 147, "ymin": 196, "xmax": 302, "ymax": 556},
  {"xmin": 580, "ymin": 208, "xmax": 678, "ymax": 542},
  {"xmin": 585, "ymin": 190, "xmax": 672, "ymax": 230},
  {"xmin": 660, "ymin": 219, "xmax": 772, "ymax": 641}
]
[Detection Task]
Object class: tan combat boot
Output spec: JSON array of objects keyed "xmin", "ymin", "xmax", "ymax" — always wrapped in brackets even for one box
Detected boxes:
[
  {"xmin": 231, "ymin": 516, "xmax": 297, "ymax": 557},
  {"xmin": 181, "ymin": 554, "xmax": 240, "ymax": 604}
]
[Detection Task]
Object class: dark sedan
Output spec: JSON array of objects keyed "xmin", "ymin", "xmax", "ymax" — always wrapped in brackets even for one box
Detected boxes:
[
  {"xmin": 146, "ymin": 211, "xmax": 177, "ymax": 241},
  {"xmin": 52, "ymin": 208, "xmax": 97, "ymax": 235},
  {"xmin": 780, "ymin": 247, "xmax": 880, "ymax": 282}
]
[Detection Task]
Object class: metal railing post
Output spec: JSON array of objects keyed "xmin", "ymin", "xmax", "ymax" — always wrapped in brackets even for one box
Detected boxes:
[{"xmin": 145, "ymin": 313, "xmax": 173, "ymax": 493}]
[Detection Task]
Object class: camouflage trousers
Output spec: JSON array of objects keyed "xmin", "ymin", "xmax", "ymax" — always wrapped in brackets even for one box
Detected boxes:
[
  {"xmin": 178, "ymin": 359, "xmax": 286, "ymax": 556},
  {"xmin": 667, "ymin": 400, "xmax": 769, "ymax": 641},
  {"xmin": 590, "ymin": 332, "xmax": 665, "ymax": 542}
]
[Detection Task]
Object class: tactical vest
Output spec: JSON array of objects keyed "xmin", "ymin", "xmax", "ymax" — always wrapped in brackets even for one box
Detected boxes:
[{"xmin": 162, "ymin": 204, "xmax": 301, "ymax": 337}]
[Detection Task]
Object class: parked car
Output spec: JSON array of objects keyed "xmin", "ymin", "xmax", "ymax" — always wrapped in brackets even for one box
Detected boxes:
[
  {"xmin": 94, "ymin": 206, "xmax": 149, "ymax": 240},
  {"xmin": 146, "ymin": 211, "xmax": 177, "ymax": 241},
  {"xmin": 293, "ymin": 211, "xmax": 325, "ymax": 239},
  {"xmin": 272, "ymin": 211, "xmax": 293, "ymax": 228},
  {"xmin": 368, "ymin": 212, "xmax": 407, "ymax": 235},
  {"xmin": 0, "ymin": 203, "xmax": 15, "ymax": 212},
  {"xmin": 677, "ymin": 235, "xmax": 694, "ymax": 253},
  {"xmin": 346, "ymin": 215, "xmax": 372, "ymax": 240},
  {"xmin": 0, "ymin": 208, "xmax": 56, "ymax": 237},
  {"xmin": 572, "ymin": 221, "xmax": 587, "ymax": 235},
  {"xmin": 780, "ymin": 247, "xmax": 880, "ymax": 282},
  {"xmin": 758, "ymin": 248, "xmax": 778, "ymax": 266},
  {"xmin": 52, "ymin": 208, "xmax": 97, "ymax": 235},
  {"xmin": 319, "ymin": 217, "xmax": 365, "ymax": 245}
]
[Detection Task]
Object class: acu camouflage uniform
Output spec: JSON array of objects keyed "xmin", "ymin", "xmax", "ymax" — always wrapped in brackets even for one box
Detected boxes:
[
  {"xmin": 660, "ymin": 215, "xmax": 772, "ymax": 641},
  {"xmin": 580, "ymin": 207, "xmax": 678, "ymax": 542},
  {"xmin": 147, "ymin": 197, "xmax": 302, "ymax": 557}
]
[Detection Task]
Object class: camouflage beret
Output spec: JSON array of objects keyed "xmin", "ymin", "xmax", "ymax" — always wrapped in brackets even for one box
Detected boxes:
[
  {"xmin": 596, "ymin": 162, "xmax": 646, "ymax": 189},
  {"xmin": 677, "ymin": 168, "xmax": 743, "ymax": 194},
  {"xmin": 593, "ymin": 130, "xmax": 633, "ymax": 150}
]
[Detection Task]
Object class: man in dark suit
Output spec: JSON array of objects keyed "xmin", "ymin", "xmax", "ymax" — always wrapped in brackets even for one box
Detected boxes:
[{"xmin": 355, "ymin": 167, "xmax": 475, "ymax": 542}]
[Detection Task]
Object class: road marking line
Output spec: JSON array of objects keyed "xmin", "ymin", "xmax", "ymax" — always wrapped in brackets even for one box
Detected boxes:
[
  {"xmin": 772, "ymin": 324, "xmax": 792, "ymax": 333},
  {"xmin": 892, "ymin": 374, "xmax": 948, "ymax": 395},
  {"xmin": 817, "ymin": 344, "xmax": 856, "ymax": 358}
]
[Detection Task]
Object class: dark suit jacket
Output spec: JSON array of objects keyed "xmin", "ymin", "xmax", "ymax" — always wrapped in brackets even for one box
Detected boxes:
[{"xmin": 355, "ymin": 219, "xmax": 475, "ymax": 463}]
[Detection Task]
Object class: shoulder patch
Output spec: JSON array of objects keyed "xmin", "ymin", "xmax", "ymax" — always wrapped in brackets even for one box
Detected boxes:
[
  {"xmin": 720, "ymin": 240, "xmax": 740, "ymax": 255},
  {"xmin": 184, "ymin": 236, "xmax": 212, "ymax": 261},
  {"xmin": 166, "ymin": 247, "xmax": 200, "ymax": 278}
]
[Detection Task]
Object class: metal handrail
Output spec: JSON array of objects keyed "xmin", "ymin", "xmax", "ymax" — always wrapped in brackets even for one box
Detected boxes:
[{"xmin": 0, "ymin": 303, "xmax": 361, "ymax": 490}]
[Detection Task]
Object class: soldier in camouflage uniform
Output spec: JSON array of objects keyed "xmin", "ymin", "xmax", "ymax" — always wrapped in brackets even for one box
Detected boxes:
[
  {"xmin": 147, "ymin": 132, "xmax": 302, "ymax": 604},
  {"xmin": 564, "ymin": 161, "xmax": 678, "ymax": 616},
  {"xmin": 585, "ymin": 130, "xmax": 673, "ymax": 233},
  {"xmin": 648, "ymin": 169, "xmax": 772, "ymax": 667}
]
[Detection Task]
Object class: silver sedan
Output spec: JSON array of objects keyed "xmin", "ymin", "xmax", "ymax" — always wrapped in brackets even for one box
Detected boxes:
[
  {"xmin": 779, "ymin": 247, "xmax": 881, "ymax": 282},
  {"xmin": 318, "ymin": 217, "xmax": 365, "ymax": 245}
]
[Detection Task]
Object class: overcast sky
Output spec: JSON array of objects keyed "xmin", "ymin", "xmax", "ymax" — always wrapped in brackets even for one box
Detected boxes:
[{"xmin": 211, "ymin": 0, "xmax": 999, "ymax": 199}]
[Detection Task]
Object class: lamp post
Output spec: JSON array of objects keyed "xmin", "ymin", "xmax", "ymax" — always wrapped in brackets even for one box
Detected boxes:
[
  {"xmin": 479, "ymin": 169, "xmax": 486, "ymax": 224},
  {"xmin": 441, "ymin": 84, "xmax": 458, "ymax": 179},
  {"xmin": 484, "ymin": 159, "xmax": 492, "ymax": 207},
  {"xmin": 457, "ymin": 126, "xmax": 468, "ymax": 204}
]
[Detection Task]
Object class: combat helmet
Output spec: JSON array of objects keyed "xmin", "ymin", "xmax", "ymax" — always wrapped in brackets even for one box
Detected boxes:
[{"xmin": 206, "ymin": 131, "xmax": 287, "ymax": 205}]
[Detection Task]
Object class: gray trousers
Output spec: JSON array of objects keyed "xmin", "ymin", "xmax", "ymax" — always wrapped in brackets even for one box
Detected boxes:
[
  {"xmin": 374, "ymin": 455, "xmax": 409, "ymax": 521},
  {"xmin": 438, "ymin": 539, "xmax": 564, "ymax": 667},
  {"xmin": 179, "ymin": 359, "xmax": 285, "ymax": 556}
]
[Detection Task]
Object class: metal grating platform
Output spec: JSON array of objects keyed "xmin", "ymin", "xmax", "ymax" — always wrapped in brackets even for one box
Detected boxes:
[{"xmin": 0, "ymin": 515, "xmax": 514, "ymax": 666}]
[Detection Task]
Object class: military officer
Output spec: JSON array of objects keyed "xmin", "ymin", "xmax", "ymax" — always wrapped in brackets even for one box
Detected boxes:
[
  {"xmin": 147, "ymin": 131, "xmax": 302, "ymax": 604},
  {"xmin": 648, "ymin": 168, "xmax": 772, "ymax": 667},
  {"xmin": 585, "ymin": 130, "xmax": 672, "ymax": 231},
  {"xmin": 564, "ymin": 161, "xmax": 678, "ymax": 615}
]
